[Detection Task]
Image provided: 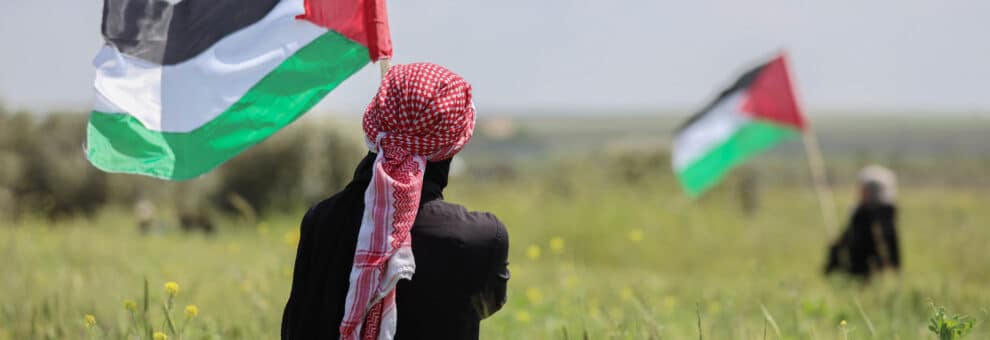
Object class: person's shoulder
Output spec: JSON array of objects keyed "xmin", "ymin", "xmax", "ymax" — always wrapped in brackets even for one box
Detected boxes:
[
  {"xmin": 856, "ymin": 202, "xmax": 897, "ymax": 215},
  {"xmin": 307, "ymin": 194, "xmax": 339, "ymax": 214},
  {"xmin": 302, "ymin": 190, "xmax": 353, "ymax": 222},
  {"xmin": 416, "ymin": 200, "xmax": 508, "ymax": 247},
  {"xmin": 878, "ymin": 203, "xmax": 897, "ymax": 218},
  {"xmin": 421, "ymin": 200, "xmax": 504, "ymax": 229}
]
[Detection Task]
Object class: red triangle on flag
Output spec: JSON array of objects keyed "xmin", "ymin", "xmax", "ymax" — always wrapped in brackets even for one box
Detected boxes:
[
  {"xmin": 740, "ymin": 53, "xmax": 806, "ymax": 130},
  {"xmin": 297, "ymin": 0, "xmax": 393, "ymax": 61}
]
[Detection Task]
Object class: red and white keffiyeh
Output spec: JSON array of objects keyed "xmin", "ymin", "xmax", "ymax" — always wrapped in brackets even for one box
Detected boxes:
[{"xmin": 340, "ymin": 63, "xmax": 476, "ymax": 340}]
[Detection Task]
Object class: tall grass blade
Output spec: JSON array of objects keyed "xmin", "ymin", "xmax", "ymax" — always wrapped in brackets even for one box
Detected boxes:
[
  {"xmin": 760, "ymin": 304, "xmax": 782, "ymax": 339},
  {"xmin": 855, "ymin": 297, "xmax": 877, "ymax": 338},
  {"xmin": 163, "ymin": 304, "xmax": 178, "ymax": 336},
  {"xmin": 696, "ymin": 302, "xmax": 703, "ymax": 340},
  {"xmin": 143, "ymin": 277, "xmax": 151, "ymax": 340}
]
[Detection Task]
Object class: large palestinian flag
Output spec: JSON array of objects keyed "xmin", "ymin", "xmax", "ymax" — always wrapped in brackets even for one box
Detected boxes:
[
  {"xmin": 672, "ymin": 54, "xmax": 806, "ymax": 196},
  {"xmin": 87, "ymin": 0, "xmax": 391, "ymax": 180}
]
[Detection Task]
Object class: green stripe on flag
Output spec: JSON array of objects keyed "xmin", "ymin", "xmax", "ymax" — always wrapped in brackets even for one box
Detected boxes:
[
  {"xmin": 676, "ymin": 120, "xmax": 798, "ymax": 197},
  {"xmin": 87, "ymin": 31, "xmax": 369, "ymax": 180}
]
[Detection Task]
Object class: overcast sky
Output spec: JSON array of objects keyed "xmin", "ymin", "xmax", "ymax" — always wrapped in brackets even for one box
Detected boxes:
[{"xmin": 1, "ymin": 0, "xmax": 989, "ymax": 115}]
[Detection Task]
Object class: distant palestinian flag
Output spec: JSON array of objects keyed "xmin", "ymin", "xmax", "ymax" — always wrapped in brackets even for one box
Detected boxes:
[
  {"xmin": 87, "ymin": 0, "xmax": 391, "ymax": 180},
  {"xmin": 673, "ymin": 53, "xmax": 806, "ymax": 196}
]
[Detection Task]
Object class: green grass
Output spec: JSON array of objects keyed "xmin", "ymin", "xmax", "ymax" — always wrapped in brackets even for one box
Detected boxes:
[{"xmin": 2, "ymin": 170, "xmax": 989, "ymax": 339}]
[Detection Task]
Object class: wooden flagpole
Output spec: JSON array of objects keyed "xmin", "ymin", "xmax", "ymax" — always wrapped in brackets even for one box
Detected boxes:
[
  {"xmin": 379, "ymin": 58, "xmax": 391, "ymax": 79},
  {"xmin": 802, "ymin": 127, "xmax": 838, "ymax": 237},
  {"xmin": 781, "ymin": 49, "xmax": 838, "ymax": 237}
]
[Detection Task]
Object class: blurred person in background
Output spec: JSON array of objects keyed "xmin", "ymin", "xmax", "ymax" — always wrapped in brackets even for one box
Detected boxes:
[
  {"xmin": 281, "ymin": 63, "xmax": 509, "ymax": 340},
  {"xmin": 825, "ymin": 165, "xmax": 901, "ymax": 280},
  {"xmin": 134, "ymin": 199, "xmax": 155, "ymax": 234}
]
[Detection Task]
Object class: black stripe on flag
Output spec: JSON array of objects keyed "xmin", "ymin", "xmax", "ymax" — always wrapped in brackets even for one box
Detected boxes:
[
  {"xmin": 102, "ymin": 0, "xmax": 280, "ymax": 65},
  {"xmin": 675, "ymin": 61, "xmax": 768, "ymax": 133}
]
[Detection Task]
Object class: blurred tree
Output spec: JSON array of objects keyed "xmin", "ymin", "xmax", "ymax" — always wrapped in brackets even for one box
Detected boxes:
[
  {"xmin": 0, "ymin": 113, "xmax": 363, "ymax": 223},
  {"xmin": 0, "ymin": 113, "xmax": 106, "ymax": 220},
  {"xmin": 211, "ymin": 122, "xmax": 363, "ymax": 216}
]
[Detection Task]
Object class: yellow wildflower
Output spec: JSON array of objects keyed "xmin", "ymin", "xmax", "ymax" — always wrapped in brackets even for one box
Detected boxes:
[
  {"xmin": 123, "ymin": 300, "xmax": 137, "ymax": 311},
  {"xmin": 284, "ymin": 230, "xmax": 300, "ymax": 247},
  {"xmin": 185, "ymin": 305, "xmax": 199, "ymax": 318},
  {"xmin": 153, "ymin": 331, "xmax": 168, "ymax": 340},
  {"xmin": 526, "ymin": 245, "xmax": 541, "ymax": 260},
  {"xmin": 620, "ymin": 287, "xmax": 635, "ymax": 301},
  {"xmin": 525, "ymin": 287, "xmax": 544, "ymax": 304},
  {"xmin": 164, "ymin": 281, "xmax": 180, "ymax": 297},
  {"xmin": 548, "ymin": 237, "xmax": 564, "ymax": 254},
  {"xmin": 514, "ymin": 310, "xmax": 531, "ymax": 323},
  {"xmin": 562, "ymin": 275, "xmax": 578, "ymax": 289},
  {"xmin": 588, "ymin": 306, "xmax": 602, "ymax": 319},
  {"xmin": 628, "ymin": 228, "xmax": 644, "ymax": 242},
  {"xmin": 240, "ymin": 279, "xmax": 253, "ymax": 293},
  {"xmin": 840, "ymin": 320, "xmax": 847, "ymax": 326},
  {"xmin": 84, "ymin": 314, "xmax": 96, "ymax": 328},
  {"xmin": 663, "ymin": 295, "xmax": 678, "ymax": 311},
  {"xmin": 707, "ymin": 301, "xmax": 722, "ymax": 314},
  {"xmin": 588, "ymin": 298, "xmax": 603, "ymax": 319}
]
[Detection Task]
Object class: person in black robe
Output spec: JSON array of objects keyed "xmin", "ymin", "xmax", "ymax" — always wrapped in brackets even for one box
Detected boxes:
[
  {"xmin": 282, "ymin": 153, "xmax": 509, "ymax": 339},
  {"xmin": 825, "ymin": 165, "xmax": 900, "ymax": 279},
  {"xmin": 282, "ymin": 63, "xmax": 508, "ymax": 340}
]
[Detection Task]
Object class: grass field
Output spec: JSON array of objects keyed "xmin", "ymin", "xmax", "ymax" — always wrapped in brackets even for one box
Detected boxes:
[{"xmin": 2, "ymin": 162, "xmax": 988, "ymax": 339}]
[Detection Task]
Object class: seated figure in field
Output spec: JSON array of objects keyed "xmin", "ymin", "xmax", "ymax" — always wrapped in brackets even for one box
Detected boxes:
[
  {"xmin": 281, "ymin": 63, "xmax": 509, "ymax": 340},
  {"xmin": 824, "ymin": 165, "xmax": 901, "ymax": 279}
]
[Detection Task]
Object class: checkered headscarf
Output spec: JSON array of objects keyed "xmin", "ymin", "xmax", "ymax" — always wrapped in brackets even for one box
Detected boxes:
[
  {"xmin": 340, "ymin": 63, "xmax": 475, "ymax": 340},
  {"xmin": 858, "ymin": 165, "xmax": 897, "ymax": 204}
]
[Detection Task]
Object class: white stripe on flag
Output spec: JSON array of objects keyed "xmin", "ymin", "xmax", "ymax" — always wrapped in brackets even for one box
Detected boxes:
[
  {"xmin": 672, "ymin": 91, "xmax": 750, "ymax": 172},
  {"xmin": 91, "ymin": 58, "xmax": 159, "ymax": 117},
  {"xmin": 93, "ymin": 87, "xmax": 126, "ymax": 114},
  {"xmin": 93, "ymin": 0, "xmax": 326, "ymax": 133}
]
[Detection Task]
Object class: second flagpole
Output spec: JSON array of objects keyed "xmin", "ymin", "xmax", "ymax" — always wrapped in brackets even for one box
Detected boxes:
[{"xmin": 802, "ymin": 127, "xmax": 838, "ymax": 238}]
